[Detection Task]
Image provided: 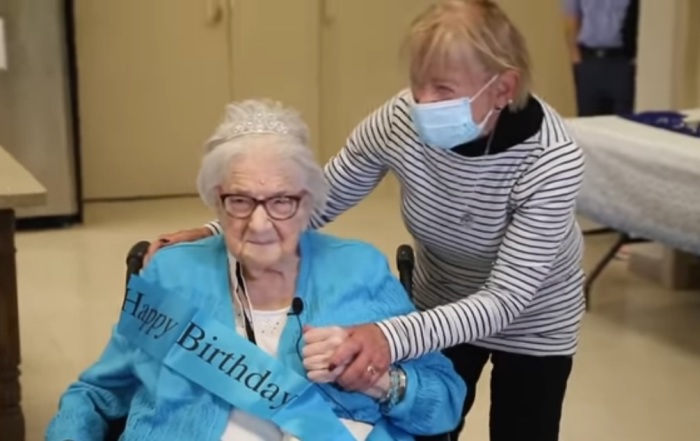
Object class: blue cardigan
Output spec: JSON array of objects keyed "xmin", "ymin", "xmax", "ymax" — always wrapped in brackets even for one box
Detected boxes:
[{"xmin": 46, "ymin": 231, "xmax": 465, "ymax": 440}]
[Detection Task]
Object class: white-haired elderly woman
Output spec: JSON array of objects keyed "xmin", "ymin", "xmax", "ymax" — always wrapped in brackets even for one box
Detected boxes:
[
  {"xmin": 46, "ymin": 99, "xmax": 466, "ymax": 441},
  {"xmin": 146, "ymin": 1, "xmax": 586, "ymax": 440}
]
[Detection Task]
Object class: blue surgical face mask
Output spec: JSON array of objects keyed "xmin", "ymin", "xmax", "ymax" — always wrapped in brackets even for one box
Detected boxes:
[{"xmin": 411, "ymin": 75, "xmax": 498, "ymax": 150}]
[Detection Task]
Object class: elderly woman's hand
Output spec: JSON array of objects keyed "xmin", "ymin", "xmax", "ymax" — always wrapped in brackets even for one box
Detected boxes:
[
  {"xmin": 328, "ymin": 324, "xmax": 391, "ymax": 392},
  {"xmin": 302, "ymin": 326, "xmax": 349, "ymax": 383}
]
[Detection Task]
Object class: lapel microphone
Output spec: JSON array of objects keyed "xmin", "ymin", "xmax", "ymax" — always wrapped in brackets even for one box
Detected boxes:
[{"xmin": 289, "ymin": 297, "xmax": 304, "ymax": 316}]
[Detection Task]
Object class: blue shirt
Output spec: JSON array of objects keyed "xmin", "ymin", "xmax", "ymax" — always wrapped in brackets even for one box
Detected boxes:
[
  {"xmin": 46, "ymin": 231, "xmax": 466, "ymax": 441},
  {"xmin": 564, "ymin": 0, "xmax": 631, "ymax": 48}
]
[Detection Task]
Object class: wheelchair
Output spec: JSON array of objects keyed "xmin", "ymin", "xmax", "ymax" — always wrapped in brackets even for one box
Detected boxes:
[{"xmin": 104, "ymin": 242, "xmax": 451, "ymax": 441}]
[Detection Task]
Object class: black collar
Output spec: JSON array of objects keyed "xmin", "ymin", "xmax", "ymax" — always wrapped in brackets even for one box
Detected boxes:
[{"xmin": 451, "ymin": 95, "xmax": 544, "ymax": 157}]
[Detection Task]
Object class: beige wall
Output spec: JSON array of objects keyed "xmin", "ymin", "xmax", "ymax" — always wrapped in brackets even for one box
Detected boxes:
[
  {"xmin": 74, "ymin": 0, "xmax": 234, "ymax": 200},
  {"xmin": 500, "ymin": 0, "xmax": 576, "ymax": 117},
  {"xmin": 673, "ymin": 0, "xmax": 700, "ymax": 109},
  {"xmin": 636, "ymin": 0, "xmax": 700, "ymax": 111},
  {"xmin": 6, "ymin": 1, "xmax": 696, "ymax": 205},
  {"xmin": 316, "ymin": 0, "xmax": 575, "ymax": 199},
  {"xmin": 71, "ymin": 1, "xmax": 576, "ymax": 200}
]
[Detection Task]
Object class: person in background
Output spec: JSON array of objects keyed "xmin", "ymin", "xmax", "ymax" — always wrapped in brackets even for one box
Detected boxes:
[
  {"xmin": 563, "ymin": 0, "xmax": 640, "ymax": 260},
  {"xmin": 146, "ymin": 1, "xmax": 586, "ymax": 440},
  {"xmin": 563, "ymin": 0, "xmax": 640, "ymax": 116}
]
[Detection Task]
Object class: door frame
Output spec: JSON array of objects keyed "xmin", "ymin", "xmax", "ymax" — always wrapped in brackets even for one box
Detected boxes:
[{"xmin": 15, "ymin": 0, "xmax": 84, "ymax": 230}]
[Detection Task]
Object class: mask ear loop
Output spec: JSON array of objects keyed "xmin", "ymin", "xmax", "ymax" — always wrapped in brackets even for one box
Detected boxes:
[
  {"xmin": 470, "ymin": 74, "xmax": 500, "ymax": 103},
  {"xmin": 483, "ymin": 116, "xmax": 498, "ymax": 156}
]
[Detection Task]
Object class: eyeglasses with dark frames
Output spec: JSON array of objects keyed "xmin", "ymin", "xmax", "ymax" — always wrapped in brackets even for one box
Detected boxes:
[{"xmin": 219, "ymin": 193, "xmax": 305, "ymax": 220}]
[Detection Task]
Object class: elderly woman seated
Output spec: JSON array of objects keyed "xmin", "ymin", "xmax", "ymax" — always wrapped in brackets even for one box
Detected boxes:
[{"xmin": 46, "ymin": 99, "xmax": 465, "ymax": 441}]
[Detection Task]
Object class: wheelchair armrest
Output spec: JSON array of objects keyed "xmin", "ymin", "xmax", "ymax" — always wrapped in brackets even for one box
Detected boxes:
[
  {"xmin": 396, "ymin": 246, "xmax": 452, "ymax": 441},
  {"xmin": 109, "ymin": 241, "xmax": 150, "ymax": 439},
  {"xmin": 125, "ymin": 240, "xmax": 150, "ymax": 282},
  {"xmin": 395, "ymin": 244, "xmax": 415, "ymax": 298},
  {"xmin": 416, "ymin": 435, "xmax": 451, "ymax": 441}
]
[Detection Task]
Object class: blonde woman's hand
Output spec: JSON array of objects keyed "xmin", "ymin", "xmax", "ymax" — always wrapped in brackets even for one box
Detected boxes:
[
  {"xmin": 143, "ymin": 227, "xmax": 213, "ymax": 266},
  {"xmin": 328, "ymin": 323, "xmax": 391, "ymax": 392},
  {"xmin": 302, "ymin": 326, "xmax": 349, "ymax": 383}
]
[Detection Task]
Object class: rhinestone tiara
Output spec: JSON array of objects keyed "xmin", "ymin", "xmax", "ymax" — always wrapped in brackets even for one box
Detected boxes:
[{"xmin": 221, "ymin": 111, "xmax": 290, "ymax": 141}]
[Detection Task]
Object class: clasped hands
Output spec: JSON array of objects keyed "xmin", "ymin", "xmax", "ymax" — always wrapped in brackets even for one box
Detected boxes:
[{"xmin": 302, "ymin": 323, "xmax": 392, "ymax": 396}]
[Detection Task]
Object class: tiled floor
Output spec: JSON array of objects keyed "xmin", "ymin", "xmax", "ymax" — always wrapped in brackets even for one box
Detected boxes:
[{"xmin": 15, "ymin": 191, "xmax": 700, "ymax": 440}]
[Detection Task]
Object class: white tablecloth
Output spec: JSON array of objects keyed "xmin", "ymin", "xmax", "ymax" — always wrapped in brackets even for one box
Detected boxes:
[{"xmin": 566, "ymin": 114, "xmax": 700, "ymax": 254}]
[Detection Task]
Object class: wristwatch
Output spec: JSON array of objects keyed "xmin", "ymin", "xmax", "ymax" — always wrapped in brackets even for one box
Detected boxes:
[{"xmin": 378, "ymin": 366, "xmax": 407, "ymax": 411}]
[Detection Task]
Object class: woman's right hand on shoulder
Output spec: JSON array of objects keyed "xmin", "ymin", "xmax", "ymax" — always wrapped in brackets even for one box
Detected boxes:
[{"xmin": 143, "ymin": 227, "xmax": 213, "ymax": 266}]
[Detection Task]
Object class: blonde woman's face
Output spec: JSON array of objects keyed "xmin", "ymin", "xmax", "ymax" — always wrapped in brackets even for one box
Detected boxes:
[
  {"xmin": 218, "ymin": 150, "xmax": 311, "ymax": 271},
  {"xmin": 410, "ymin": 63, "xmax": 499, "ymax": 124}
]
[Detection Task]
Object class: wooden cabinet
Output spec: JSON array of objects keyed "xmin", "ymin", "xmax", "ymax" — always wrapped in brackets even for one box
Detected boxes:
[
  {"xmin": 74, "ymin": 0, "xmax": 427, "ymax": 199},
  {"xmin": 228, "ymin": 0, "xmax": 321, "ymax": 154},
  {"xmin": 498, "ymin": 0, "xmax": 576, "ymax": 117},
  {"xmin": 75, "ymin": 0, "xmax": 321, "ymax": 199},
  {"xmin": 75, "ymin": 0, "xmax": 575, "ymax": 200},
  {"xmin": 318, "ymin": 0, "xmax": 434, "ymax": 162},
  {"xmin": 75, "ymin": 0, "xmax": 233, "ymax": 199}
]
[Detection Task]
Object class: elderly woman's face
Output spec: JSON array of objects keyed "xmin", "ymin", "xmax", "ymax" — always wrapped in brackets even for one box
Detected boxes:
[{"xmin": 218, "ymin": 150, "xmax": 310, "ymax": 269}]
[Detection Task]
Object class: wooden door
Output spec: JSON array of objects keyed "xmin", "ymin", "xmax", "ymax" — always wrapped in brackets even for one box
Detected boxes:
[
  {"xmin": 318, "ymin": 0, "xmax": 433, "ymax": 198},
  {"xmin": 499, "ymin": 0, "xmax": 576, "ymax": 116},
  {"xmin": 228, "ymin": 0, "xmax": 322, "ymax": 157},
  {"xmin": 318, "ymin": 0, "xmax": 433, "ymax": 163},
  {"xmin": 320, "ymin": 0, "xmax": 578, "ymax": 158},
  {"xmin": 75, "ymin": 0, "xmax": 232, "ymax": 199}
]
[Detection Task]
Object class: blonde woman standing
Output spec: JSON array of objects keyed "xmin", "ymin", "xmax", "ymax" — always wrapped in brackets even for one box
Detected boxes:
[{"xmin": 147, "ymin": 1, "xmax": 585, "ymax": 439}]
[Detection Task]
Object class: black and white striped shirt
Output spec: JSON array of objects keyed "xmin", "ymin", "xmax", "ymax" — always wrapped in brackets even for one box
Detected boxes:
[{"xmin": 208, "ymin": 90, "xmax": 586, "ymax": 361}]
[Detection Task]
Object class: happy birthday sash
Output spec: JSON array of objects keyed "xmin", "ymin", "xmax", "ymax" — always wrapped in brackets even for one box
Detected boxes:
[{"xmin": 118, "ymin": 275, "xmax": 355, "ymax": 441}]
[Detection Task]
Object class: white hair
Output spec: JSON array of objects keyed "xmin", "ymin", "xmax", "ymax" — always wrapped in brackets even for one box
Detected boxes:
[{"xmin": 196, "ymin": 99, "xmax": 329, "ymax": 217}]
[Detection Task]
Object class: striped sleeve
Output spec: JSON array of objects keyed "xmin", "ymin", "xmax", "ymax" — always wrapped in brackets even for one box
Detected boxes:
[
  {"xmin": 308, "ymin": 96, "xmax": 398, "ymax": 229},
  {"xmin": 377, "ymin": 141, "xmax": 585, "ymax": 362},
  {"xmin": 204, "ymin": 220, "xmax": 222, "ymax": 235}
]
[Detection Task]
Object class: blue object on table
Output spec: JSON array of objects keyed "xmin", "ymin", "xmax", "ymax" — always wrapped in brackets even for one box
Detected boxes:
[{"xmin": 621, "ymin": 111, "xmax": 700, "ymax": 138}]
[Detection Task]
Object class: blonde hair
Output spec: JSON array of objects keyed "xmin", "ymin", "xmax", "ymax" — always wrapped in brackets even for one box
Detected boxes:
[{"xmin": 406, "ymin": 0, "xmax": 532, "ymax": 109}]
